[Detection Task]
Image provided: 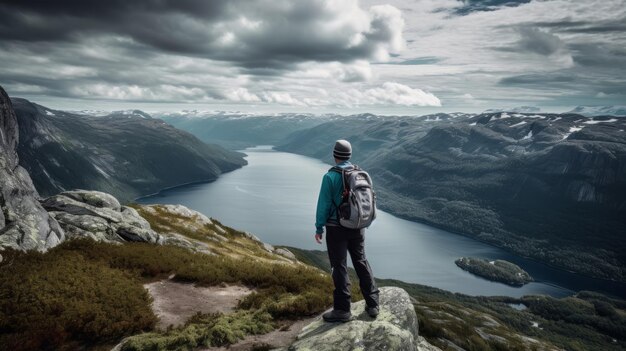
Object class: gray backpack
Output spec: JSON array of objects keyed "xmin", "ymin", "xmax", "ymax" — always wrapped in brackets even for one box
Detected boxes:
[{"xmin": 330, "ymin": 165, "xmax": 377, "ymax": 229}]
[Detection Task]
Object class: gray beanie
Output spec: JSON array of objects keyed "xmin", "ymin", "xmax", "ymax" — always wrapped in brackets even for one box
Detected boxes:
[{"xmin": 333, "ymin": 139, "xmax": 352, "ymax": 160}]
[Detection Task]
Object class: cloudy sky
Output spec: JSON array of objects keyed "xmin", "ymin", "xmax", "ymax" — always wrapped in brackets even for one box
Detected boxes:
[{"xmin": 0, "ymin": 0, "xmax": 624, "ymax": 114}]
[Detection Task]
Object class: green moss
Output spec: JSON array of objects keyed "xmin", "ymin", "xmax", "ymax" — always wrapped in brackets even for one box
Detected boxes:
[
  {"xmin": 120, "ymin": 311, "xmax": 273, "ymax": 350},
  {"xmin": 130, "ymin": 205, "xmax": 279, "ymax": 260}
]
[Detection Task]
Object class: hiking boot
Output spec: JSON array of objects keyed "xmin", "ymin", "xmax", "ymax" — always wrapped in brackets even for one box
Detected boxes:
[
  {"xmin": 366, "ymin": 306, "xmax": 379, "ymax": 318},
  {"xmin": 322, "ymin": 309, "xmax": 352, "ymax": 322}
]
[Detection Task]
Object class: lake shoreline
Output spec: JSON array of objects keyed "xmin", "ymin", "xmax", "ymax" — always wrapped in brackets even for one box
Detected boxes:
[{"xmin": 136, "ymin": 146, "xmax": 626, "ymax": 299}]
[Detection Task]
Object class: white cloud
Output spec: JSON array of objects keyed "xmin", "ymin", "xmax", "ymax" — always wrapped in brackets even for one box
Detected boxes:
[
  {"xmin": 69, "ymin": 84, "xmax": 211, "ymax": 102},
  {"xmin": 260, "ymin": 91, "xmax": 306, "ymax": 106},
  {"xmin": 225, "ymin": 87, "xmax": 261, "ymax": 102},
  {"xmin": 366, "ymin": 5, "xmax": 406, "ymax": 61},
  {"xmin": 221, "ymin": 82, "xmax": 439, "ymax": 108},
  {"xmin": 333, "ymin": 82, "xmax": 441, "ymax": 107},
  {"xmin": 361, "ymin": 82, "xmax": 441, "ymax": 106},
  {"xmin": 224, "ymin": 88, "xmax": 306, "ymax": 106}
]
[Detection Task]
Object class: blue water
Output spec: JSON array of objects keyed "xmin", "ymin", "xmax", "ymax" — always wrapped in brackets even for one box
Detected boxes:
[{"xmin": 137, "ymin": 146, "xmax": 625, "ymax": 299}]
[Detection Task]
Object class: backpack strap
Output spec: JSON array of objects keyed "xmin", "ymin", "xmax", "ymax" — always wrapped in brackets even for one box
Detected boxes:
[
  {"xmin": 328, "ymin": 165, "xmax": 354, "ymax": 221},
  {"xmin": 329, "ymin": 165, "xmax": 355, "ymax": 195}
]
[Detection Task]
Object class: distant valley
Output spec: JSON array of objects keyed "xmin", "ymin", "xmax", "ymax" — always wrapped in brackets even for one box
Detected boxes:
[{"xmin": 154, "ymin": 111, "xmax": 331, "ymax": 149}]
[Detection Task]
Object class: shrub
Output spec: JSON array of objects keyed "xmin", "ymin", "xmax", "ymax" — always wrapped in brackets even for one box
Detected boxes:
[
  {"xmin": 120, "ymin": 311, "xmax": 274, "ymax": 351},
  {"xmin": 0, "ymin": 248, "xmax": 156, "ymax": 351},
  {"xmin": 0, "ymin": 237, "xmax": 334, "ymax": 350}
]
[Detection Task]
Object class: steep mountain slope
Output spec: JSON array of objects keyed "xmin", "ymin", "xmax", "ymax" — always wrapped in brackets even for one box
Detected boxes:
[
  {"xmin": 277, "ymin": 112, "xmax": 626, "ymax": 282},
  {"xmin": 155, "ymin": 111, "xmax": 332, "ymax": 149},
  {"xmin": 0, "ymin": 86, "xmax": 64, "ymax": 251},
  {"xmin": 11, "ymin": 98, "xmax": 247, "ymax": 203}
]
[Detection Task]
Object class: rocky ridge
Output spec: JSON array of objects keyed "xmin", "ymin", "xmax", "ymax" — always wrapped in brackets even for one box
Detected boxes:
[{"xmin": 0, "ymin": 86, "xmax": 64, "ymax": 252}]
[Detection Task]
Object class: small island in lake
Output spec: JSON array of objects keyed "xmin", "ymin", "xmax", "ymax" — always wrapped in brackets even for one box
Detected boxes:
[{"xmin": 455, "ymin": 257, "xmax": 533, "ymax": 287}]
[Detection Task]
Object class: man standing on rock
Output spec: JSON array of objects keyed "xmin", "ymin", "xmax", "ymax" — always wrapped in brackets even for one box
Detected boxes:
[{"xmin": 315, "ymin": 139, "xmax": 380, "ymax": 322}]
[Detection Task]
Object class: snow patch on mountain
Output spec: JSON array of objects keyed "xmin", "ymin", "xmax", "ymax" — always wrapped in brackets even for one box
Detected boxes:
[
  {"xmin": 583, "ymin": 118, "xmax": 618, "ymax": 125},
  {"xmin": 561, "ymin": 126, "xmax": 584, "ymax": 140},
  {"xmin": 509, "ymin": 121, "xmax": 527, "ymax": 127}
]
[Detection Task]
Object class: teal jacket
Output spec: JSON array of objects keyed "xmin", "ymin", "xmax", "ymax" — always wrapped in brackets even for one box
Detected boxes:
[{"xmin": 315, "ymin": 161, "xmax": 352, "ymax": 235}]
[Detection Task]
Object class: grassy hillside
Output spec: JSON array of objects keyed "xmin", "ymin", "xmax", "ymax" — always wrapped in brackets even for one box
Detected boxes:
[
  {"xmin": 2, "ymin": 203, "xmax": 623, "ymax": 350},
  {"xmin": 0, "ymin": 205, "xmax": 332, "ymax": 351}
]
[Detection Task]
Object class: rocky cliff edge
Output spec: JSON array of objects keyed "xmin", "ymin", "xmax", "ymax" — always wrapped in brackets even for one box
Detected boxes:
[{"xmin": 0, "ymin": 85, "xmax": 65, "ymax": 252}]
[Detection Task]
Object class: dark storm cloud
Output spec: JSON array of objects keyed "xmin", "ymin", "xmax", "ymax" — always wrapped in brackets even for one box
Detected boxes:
[
  {"xmin": 0, "ymin": 1, "xmax": 228, "ymax": 41},
  {"xmin": 516, "ymin": 27, "xmax": 565, "ymax": 56},
  {"xmin": 493, "ymin": 21, "xmax": 626, "ymax": 71},
  {"xmin": 389, "ymin": 57, "xmax": 442, "ymax": 65},
  {"xmin": 498, "ymin": 72, "xmax": 626, "ymax": 98},
  {"xmin": 451, "ymin": 0, "xmax": 531, "ymax": 15},
  {"xmin": 499, "ymin": 73, "xmax": 576, "ymax": 86},
  {"xmin": 494, "ymin": 26, "xmax": 568, "ymax": 57},
  {"xmin": 569, "ymin": 43, "xmax": 626, "ymax": 67},
  {"xmin": 0, "ymin": 1, "xmax": 404, "ymax": 70},
  {"xmin": 521, "ymin": 18, "xmax": 626, "ymax": 34}
]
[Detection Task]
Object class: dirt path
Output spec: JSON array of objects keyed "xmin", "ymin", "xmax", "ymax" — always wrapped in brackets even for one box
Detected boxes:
[
  {"xmin": 144, "ymin": 279, "xmax": 253, "ymax": 330},
  {"xmin": 144, "ymin": 278, "xmax": 319, "ymax": 350}
]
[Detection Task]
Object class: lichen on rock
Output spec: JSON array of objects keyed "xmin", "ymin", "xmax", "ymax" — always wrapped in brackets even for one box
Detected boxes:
[
  {"xmin": 280, "ymin": 287, "xmax": 441, "ymax": 351},
  {"xmin": 41, "ymin": 190, "xmax": 160, "ymax": 244}
]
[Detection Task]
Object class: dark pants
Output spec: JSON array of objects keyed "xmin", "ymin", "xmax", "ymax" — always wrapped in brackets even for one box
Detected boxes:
[{"xmin": 326, "ymin": 225, "xmax": 379, "ymax": 312}]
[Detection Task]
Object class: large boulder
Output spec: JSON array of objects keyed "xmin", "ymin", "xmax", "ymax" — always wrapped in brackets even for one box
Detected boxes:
[
  {"xmin": 281, "ymin": 287, "xmax": 441, "ymax": 351},
  {"xmin": 0, "ymin": 85, "xmax": 65, "ymax": 251},
  {"xmin": 41, "ymin": 190, "xmax": 160, "ymax": 244}
]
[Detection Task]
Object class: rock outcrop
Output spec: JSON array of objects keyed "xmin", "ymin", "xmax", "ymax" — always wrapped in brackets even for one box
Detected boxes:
[
  {"xmin": 281, "ymin": 287, "xmax": 441, "ymax": 351},
  {"xmin": 41, "ymin": 190, "xmax": 160, "ymax": 244},
  {"xmin": 0, "ymin": 85, "xmax": 65, "ymax": 251}
]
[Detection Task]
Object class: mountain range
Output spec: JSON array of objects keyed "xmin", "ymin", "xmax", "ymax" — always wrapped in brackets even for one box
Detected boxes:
[
  {"xmin": 8, "ymin": 97, "xmax": 626, "ymax": 281},
  {"xmin": 11, "ymin": 99, "xmax": 247, "ymax": 203},
  {"xmin": 566, "ymin": 106, "xmax": 626, "ymax": 117},
  {"xmin": 276, "ymin": 112, "xmax": 626, "ymax": 282},
  {"xmin": 154, "ymin": 111, "xmax": 331, "ymax": 149}
]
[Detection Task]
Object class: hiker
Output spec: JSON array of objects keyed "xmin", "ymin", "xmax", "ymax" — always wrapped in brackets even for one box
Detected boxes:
[{"xmin": 314, "ymin": 139, "xmax": 380, "ymax": 322}]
